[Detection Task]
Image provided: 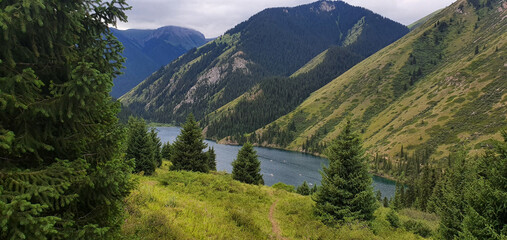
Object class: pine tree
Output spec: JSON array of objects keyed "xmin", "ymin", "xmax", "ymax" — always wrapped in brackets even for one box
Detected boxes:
[
  {"xmin": 161, "ymin": 142, "xmax": 173, "ymax": 161},
  {"xmin": 126, "ymin": 117, "xmax": 156, "ymax": 175},
  {"xmin": 393, "ymin": 182, "xmax": 403, "ymax": 210},
  {"xmin": 460, "ymin": 132, "xmax": 507, "ymax": 239},
  {"xmin": 311, "ymin": 184, "xmax": 318, "ymax": 194},
  {"xmin": 207, "ymin": 147, "xmax": 217, "ymax": 171},
  {"xmin": 429, "ymin": 151, "xmax": 470, "ymax": 240},
  {"xmin": 297, "ymin": 181, "xmax": 311, "ymax": 195},
  {"xmin": 376, "ymin": 190, "xmax": 382, "ymax": 202},
  {"xmin": 232, "ymin": 142, "xmax": 264, "ymax": 185},
  {"xmin": 0, "ymin": 0, "xmax": 133, "ymax": 239},
  {"xmin": 313, "ymin": 121, "xmax": 378, "ymax": 223},
  {"xmin": 171, "ymin": 114, "xmax": 209, "ymax": 172},
  {"xmin": 149, "ymin": 128, "xmax": 162, "ymax": 168},
  {"xmin": 383, "ymin": 197, "xmax": 390, "ymax": 207}
]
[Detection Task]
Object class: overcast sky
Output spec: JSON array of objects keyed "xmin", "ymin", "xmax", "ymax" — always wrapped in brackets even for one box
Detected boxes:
[{"xmin": 116, "ymin": 0, "xmax": 456, "ymax": 38}]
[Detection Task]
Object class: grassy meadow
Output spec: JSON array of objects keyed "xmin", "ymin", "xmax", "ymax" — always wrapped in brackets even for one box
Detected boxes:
[{"xmin": 121, "ymin": 162, "xmax": 438, "ymax": 239}]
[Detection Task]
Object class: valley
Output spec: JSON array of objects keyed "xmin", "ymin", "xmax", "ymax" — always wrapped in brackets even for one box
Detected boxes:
[{"xmin": 1, "ymin": 0, "xmax": 505, "ymax": 239}]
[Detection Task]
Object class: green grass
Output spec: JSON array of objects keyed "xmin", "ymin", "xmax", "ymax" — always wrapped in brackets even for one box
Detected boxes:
[
  {"xmin": 121, "ymin": 163, "xmax": 436, "ymax": 239},
  {"xmin": 147, "ymin": 122, "xmax": 176, "ymax": 127}
]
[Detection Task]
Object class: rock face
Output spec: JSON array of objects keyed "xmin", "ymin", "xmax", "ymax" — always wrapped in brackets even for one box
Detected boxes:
[
  {"xmin": 111, "ymin": 26, "xmax": 207, "ymax": 98},
  {"xmin": 120, "ymin": 0, "xmax": 409, "ymax": 124}
]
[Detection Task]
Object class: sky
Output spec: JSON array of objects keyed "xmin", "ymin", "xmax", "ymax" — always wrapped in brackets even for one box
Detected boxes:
[{"xmin": 116, "ymin": 0, "xmax": 456, "ymax": 38}]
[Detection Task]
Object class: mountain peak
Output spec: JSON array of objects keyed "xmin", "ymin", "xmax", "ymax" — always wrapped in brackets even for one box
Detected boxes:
[
  {"xmin": 121, "ymin": 0, "xmax": 408, "ymax": 125},
  {"xmin": 318, "ymin": 1, "xmax": 336, "ymax": 12}
]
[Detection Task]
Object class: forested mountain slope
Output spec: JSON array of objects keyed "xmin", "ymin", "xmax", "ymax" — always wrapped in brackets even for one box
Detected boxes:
[
  {"xmin": 246, "ymin": 0, "xmax": 506, "ymax": 161},
  {"xmin": 202, "ymin": 46, "xmax": 364, "ymax": 141},
  {"xmin": 120, "ymin": 1, "xmax": 408, "ymax": 123},
  {"xmin": 111, "ymin": 26, "xmax": 206, "ymax": 98}
]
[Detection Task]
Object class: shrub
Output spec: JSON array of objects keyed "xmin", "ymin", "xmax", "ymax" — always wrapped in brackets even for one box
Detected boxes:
[
  {"xmin": 272, "ymin": 182, "xmax": 295, "ymax": 192},
  {"xmin": 386, "ymin": 209, "xmax": 401, "ymax": 228},
  {"xmin": 403, "ymin": 219, "xmax": 432, "ymax": 238}
]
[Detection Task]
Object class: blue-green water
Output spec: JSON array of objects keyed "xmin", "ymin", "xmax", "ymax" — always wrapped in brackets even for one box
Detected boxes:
[{"xmin": 156, "ymin": 127, "xmax": 396, "ymax": 199}]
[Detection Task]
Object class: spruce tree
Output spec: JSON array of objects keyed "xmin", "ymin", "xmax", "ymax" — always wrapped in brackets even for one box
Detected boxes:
[
  {"xmin": 383, "ymin": 197, "xmax": 390, "ymax": 207},
  {"xmin": 460, "ymin": 132, "xmax": 507, "ymax": 239},
  {"xmin": 171, "ymin": 114, "xmax": 209, "ymax": 172},
  {"xmin": 149, "ymin": 128, "xmax": 162, "ymax": 168},
  {"xmin": 297, "ymin": 181, "xmax": 311, "ymax": 195},
  {"xmin": 0, "ymin": 0, "xmax": 133, "ymax": 239},
  {"xmin": 311, "ymin": 184, "xmax": 318, "ymax": 194},
  {"xmin": 429, "ymin": 151, "xmax": 470, "ymax": 240},
  {"xmin": 126, "ymin": 117, "xmax": 156, "ymax": 175},
  {"xmin": 313, "ymin": 121, "xmax": 377, "ymax": 223},
  {"xmin": 232, "ymin": 142, "xmax": 264, "ymax": 185},
  {"xmin": 393, "ymin": 182, "xmax": 403, "ymax": 210},
  {"xmin": 376, "ymin": 190, "xmax": 382, "ymax": 202},
  {"xmin": 161, "ymin": 142, "xmax": 173, "ymax": 161},
  {"xmin": 207, "ymin": 147, "xmax": 217, "ymax": 171}
]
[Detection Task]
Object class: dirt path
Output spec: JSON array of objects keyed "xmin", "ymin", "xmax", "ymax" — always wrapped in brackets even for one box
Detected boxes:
[{"xmin": 269, "ymin": 200, "xmax": 287, "ymax": 240}]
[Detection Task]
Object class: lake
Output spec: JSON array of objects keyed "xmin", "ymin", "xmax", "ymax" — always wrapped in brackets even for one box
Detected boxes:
[{"xmin": 156, "ymin": 127, "xmax": 396, "ymax": 199}]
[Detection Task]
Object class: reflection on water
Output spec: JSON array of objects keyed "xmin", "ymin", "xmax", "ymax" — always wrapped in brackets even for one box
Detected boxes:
[{"xmin": 156, "ymin": 127, "xmax": 396, "ymax": 199}]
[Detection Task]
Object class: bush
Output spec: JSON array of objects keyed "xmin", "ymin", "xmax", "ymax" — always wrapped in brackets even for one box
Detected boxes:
[
  {"xmin": 386, "ymin": 209, "xmax": 401, "ymax": 228},
  {"xmin": 403, "ymin": 219, "xmax": 432, "ymax": 238},
  {"xmin": 272, "ymin": 182, "xmax": 295, "ymax": 192}
]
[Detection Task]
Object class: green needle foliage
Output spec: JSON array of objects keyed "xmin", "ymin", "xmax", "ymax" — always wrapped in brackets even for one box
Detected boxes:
[
  {"xmin": 297, "ymin": 181, "xmax": 311, "ymax": 196},
  {"xmin": 207, "ymin": 146, "xmax": 217, "ymax": 171},
  {"xmin": 232, "ymin": 142, "xmax": 264, "ymax": 185},
  {"xmin": 126, "ymin": 117, "xmax": 157, "ymax": 175},
  {"xmin": 430, "ymin": 132, "xmax": 507, "ymax": 240},
  {"xmin": 171, "ymin": 114, "xmax": 209, "ymax": 172},
  {"xmin": 149, "ymin": 128, "xmax": 162, "ymax": 168},
  {"xmin": 161, "ymin": 142, "xmax": 174, "ymax": 161},
  {"xmin": 460, "ymin": 132, "xmax": 507, "ymax": 239},
  {"xmin": 314, "ymin": 121, "xmax": 377, "ymax": 223},
  {"xmin": 0, "ymin": 0, "xmax": 133, "ymax": 239}
]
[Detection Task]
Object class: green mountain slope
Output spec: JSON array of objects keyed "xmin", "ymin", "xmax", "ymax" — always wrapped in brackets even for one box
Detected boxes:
[
  {"xmin": 202, "ymin": 46, "xmax": 364, "ymax": 141},
  {"xmin": 120, "ymin": 1, "xmax": 408, "ymax": 124},
  {"xmin": 247, "ymin": 0, "xmax": 506, "ymax": 160},
  {"xmin": 407, "ymin": 9, "xmax": 443, "ymax": 30}
]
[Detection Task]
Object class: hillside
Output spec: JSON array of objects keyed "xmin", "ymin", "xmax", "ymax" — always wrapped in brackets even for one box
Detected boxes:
[
  {"xmin": 121, "ymin": 166, "xmax": 436, "ymax": 239},
  {"xmin": 111, "ymin": 26, "xmax": 207, "ymax": 98},
  {"xmin": 120, "ymin": 1, "xmax": 408, "ymax": 124},
  {"xmin": 407, "ymin": 9, "xmax": 443, "ymax": 30},
  {"xmin": 245, "ymin": 0, "xmax": 506, "ymax": 161},
  {"xmin": 202, "ymin": 46, "xmax": 364, "ymax": 141}
]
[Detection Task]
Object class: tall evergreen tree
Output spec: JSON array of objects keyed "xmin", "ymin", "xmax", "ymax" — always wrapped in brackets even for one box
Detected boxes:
[
  {"xmin": 126, "ymin": 117, "xmax": 156, "ymax": 175},
  {"xmin": 171, "ymin": 114, "xmax": 209, "ymax": 172},
  {"xmin": 429, "ymin": 151, "xmax": 470, "ymax": 240},
  {"xmin": 393, "ymin": 182, "xmax": 403, "ymax": 210},
  {"xmin": 0, "ymin": 0, "xmax": 133, "ymax": 239},
  {"xmin": 383, "ymin": 197, "xmax": 390, "ymax": 208},
  {"xmin": 313, "ymin": 121, "xmax": 377, "ymax": 223},
  {"xmin": 161, "ymin": 142, "xmax": 174, "ymax": 161},
  {"xmin": 149, "ymin": 128, "xmax": 162, "ymax": 168},
  {"xmin": 460, "ymin": 132, "xmax": 507, "ymax": 239},
  {"xmin": 232, "ymin": 142, "xmax": 264, "ymax": 185},
  {"xmin": 297, "ymin": 181, "xmax": 311, "ymax": 195},
  {"xmin": 207, "ymin": 146, "xmax": 217, "ymax": 171}
]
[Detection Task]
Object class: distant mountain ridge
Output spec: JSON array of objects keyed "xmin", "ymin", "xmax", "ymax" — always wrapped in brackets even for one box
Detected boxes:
[
  {"xmin": 243, "ymin": 0, "xmax": 506, "ymax": 160},
  {"xmin": 111, "ymin": 26, "xmax": 207, "ymax": 98},
  {"xmin": 120, "ymin": 0, "xmax": 409, "ymax": 124}
]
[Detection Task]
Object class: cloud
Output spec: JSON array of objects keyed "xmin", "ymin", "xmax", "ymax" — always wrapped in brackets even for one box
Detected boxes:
[{"xmin": 116, "ymin": 0, "xmax": 456, "ymax": 38}]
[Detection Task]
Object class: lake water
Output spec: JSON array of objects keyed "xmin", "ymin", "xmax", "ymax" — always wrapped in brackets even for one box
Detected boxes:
[{"xmin": 156, "ymin": 127, "xmax": 396, "ymax": 199}]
